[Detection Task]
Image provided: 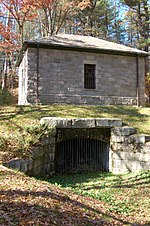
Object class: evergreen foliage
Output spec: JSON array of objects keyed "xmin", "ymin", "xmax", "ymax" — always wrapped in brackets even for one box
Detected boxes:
[{"xmin": 0, "ymin": 88, "xmax": 14, "ymax": 105}]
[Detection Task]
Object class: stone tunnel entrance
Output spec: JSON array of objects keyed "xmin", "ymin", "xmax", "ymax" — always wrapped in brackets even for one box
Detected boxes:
[
  {"xmin": 55, "ymin": 128, "xmax": 110, "ymax": 174},
  {"xmin": 5, "ymin": 118, "xmax": 150, "ymax": 176}
]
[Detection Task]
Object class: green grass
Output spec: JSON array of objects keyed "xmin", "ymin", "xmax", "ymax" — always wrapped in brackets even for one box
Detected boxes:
[
  {"xmin": 46, "ymin": 170, "xmax": 150, "ymax": 220},
  {"xmin": 0, "ymin": 104, "xmax": 150, "ymax": 162},
  {"xmin": 1, "ymin": 165, "xmax": 149, "ymax": 225}
]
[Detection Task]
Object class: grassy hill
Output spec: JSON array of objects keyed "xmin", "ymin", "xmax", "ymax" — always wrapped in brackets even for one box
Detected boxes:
[
  {"xmin": 0, "ymin": 165, "xmax": 150, "ymax": 225},
  {"xmin": 0, "ymin": 104, "xmax": 150, "ymax": 163},
  {"xmin": 0, "ymin": 104, "xmax": 150, "ymax": 225}
]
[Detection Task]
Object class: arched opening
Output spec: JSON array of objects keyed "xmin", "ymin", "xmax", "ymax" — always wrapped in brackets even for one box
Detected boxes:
[{"xmin": 55, "ymin": 137, "xmax": 109, "ymax": 174}]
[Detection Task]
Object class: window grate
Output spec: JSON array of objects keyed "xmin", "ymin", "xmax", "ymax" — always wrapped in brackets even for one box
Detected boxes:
[{"xmin": 84, "ymin": 64, "xmax": 96, "ymax": 89}]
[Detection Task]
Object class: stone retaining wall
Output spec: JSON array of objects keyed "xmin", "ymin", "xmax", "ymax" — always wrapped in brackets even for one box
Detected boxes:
[
  {"xmin": 110, "ymin": 127, "xmax": 150, "ymax": 173},
  {"xmin": 4, "ymin": 118, "xmax": 150, "ymax": 176},
  {"xmin": 4, "ymin": 132, "xmax": 56, "ymax": 177}
]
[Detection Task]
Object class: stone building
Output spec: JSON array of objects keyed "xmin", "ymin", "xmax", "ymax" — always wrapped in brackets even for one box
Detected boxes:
[{"xmin": 17, "ymin": 34, "xmax": 148, "ymax": 106}]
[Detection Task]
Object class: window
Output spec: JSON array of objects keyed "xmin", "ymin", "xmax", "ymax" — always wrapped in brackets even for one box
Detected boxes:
[{"xmin": 84, "ymin": 64, "xmax": 96, "ymax": 89}]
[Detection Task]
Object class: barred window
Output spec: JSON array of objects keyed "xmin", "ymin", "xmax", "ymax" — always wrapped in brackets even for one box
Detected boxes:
[{"xmin": 84, "ymin": 64, "xmax": 96, "ymax": 89}]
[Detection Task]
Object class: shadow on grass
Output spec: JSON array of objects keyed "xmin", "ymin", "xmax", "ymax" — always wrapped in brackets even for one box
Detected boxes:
[
  {"xmin": 1, "ymin": 165, "xmax": 149, "ymax": 225},
  {"xmin": 45, "ymin": 172, "xmax": 113, "ymax": 188},
  {"xmin": 46, "ymin": 171, "xmax": 150, "ymax": 190},
  {"xmin": 0, "ymin": 105, "xmax": 149, "ymax": 123},
  {"xmin": 94, "ymin": 105, "xmax": 149, "ymax": 123},
  {"xmin": 0, "ymin": 189, "xmax": 131, "ymax": 225},
  {"xmin": 83, "ymin": 180, "xmax": 150, "ymax": 190},
  {"xmin": 0, "ymin": 105, "xmax": 57, "ymax": 121}
]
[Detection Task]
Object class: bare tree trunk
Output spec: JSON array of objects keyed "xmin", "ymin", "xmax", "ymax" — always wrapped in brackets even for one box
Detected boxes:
[
  {"xmin": 2, "ymin": 58, "xmax": 8, "ymax": 90},
  {"xmin": 2, "ymin": 73, "xmax": 7, "ymax": 90}
]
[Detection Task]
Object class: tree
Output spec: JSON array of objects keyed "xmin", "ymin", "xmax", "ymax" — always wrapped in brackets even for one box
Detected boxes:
[
  {"xmin": 145, "ymin": 73, "xmax": 150, "ymax": 104},
  {"xmin": 0, "ymin": 0, "xmax": 149, "ymax": 96},
  {"xmin": 64, "ymin": 0, "xmax": 115, "ymax": 39},
  {"xmin": 35, "ymin": 0, "xmax": 91, "ymax": 36},
  {"xmin": 0, "ymin": 19, "xmax": 18, "ymax": 52},
  {"xmin": 0, "ymin": 0, "xmax": 37, "ymax": 89},
  {"xmin": 0, "ymin": 0, "xmax": 37, "ymax": 45},
  {"xmin": 0, "ymin": 10, "xmax": 18, "ymax": 89},
  {"xmin": 122, "ymin": 0, "xmax": 149, "ymax": 51},
  {"xmin": 122, "ymin": 0, "xmax": 150, "ymax": 102}
]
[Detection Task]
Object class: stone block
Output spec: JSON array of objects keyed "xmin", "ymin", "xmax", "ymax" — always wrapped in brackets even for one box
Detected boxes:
[
  {"xmin": 71, "ymin": 118, "xmax": 95, "ymax": 128},
  {"xmin": 111, "ymin": 135, "xmax": 125, "ymax": 143},
  {"xmin": 27, "ymin": 159, "xmax": 33, "ymax": 171},
  {"xmin": 48, "ymin": 145, "xmax": 55, "ymax": 154},
  {"xmin": 33, "ymin": 167, "xmax": 41, "ymax": 176},
  {"xmin": 112, "ymin": 158, "xmax": 137, "ymax": 173},
  {"xmin": 143, "ymin": 142, "xmax": 150, "ymax": 152},
  {"xmin": 113, "ymin": 151, "xmax": 131, "ymax": 160},
  {"xmin": 49, "ymin": 136, "xmax": 56, "ymax": 144},
  {"xmin": 145, "ymin": 135, "xmax": 150, "ymax": 143},
  {"xmin": 130, "ymin": 134, "xmax": 150, "ymax": 144},
  {"xmin": 111, "ymin": 126, "xmax": 136, "ymax": 136},
  {"xmin": 40, "ymin": 117, "xmax": 72, "ymax": 128},
  {"xmin": 4, "ymin": 158, "xmax": 24, "ymax": 171},
  {"xmin": 20, "ymin": 161, "xmax": 28, "ymax": 173},
  {"xmin": 142, "ymin": 163, "xmax": 150, "ymax": 171},
  {"xmin": 32, "ymin": 146, "xmax": 43, "ymax": 158},
  {"xmin": 110, "ymin": 142, "xmax": 119, "ymax": 151},
  {"xmin": 96, "ymin": 118, "xmax": 122, "ymax": 128},
  {"xmin": 139, "ymin": 153, "xmax": 150, "ymax": 162},
  {"xmin": 40, "ymin": 136, "xmax": 51, "ymax": 145},
  {"xmin": 50, "ymin": 163, "xmax": 55, "ymax": 171},
  {"xmin": 44, "ymin": 145, "xmax": 51, "ymax": 154},
  {"xmin": 112, "ymin": 168, "xmax": 129, "ymax": 174}
]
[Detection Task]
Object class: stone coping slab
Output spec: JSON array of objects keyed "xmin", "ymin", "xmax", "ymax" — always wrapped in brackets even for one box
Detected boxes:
[
  {"xmin": 40, "ymin": 117, "xmax": 122, "ymax": 128},
  {"xmin": 111, "ymin": 126, "xmax": 136, "ymax": 136},
  {"xmin": 130, "ymin": 134, "xmax": 150, "ymax": 144}
]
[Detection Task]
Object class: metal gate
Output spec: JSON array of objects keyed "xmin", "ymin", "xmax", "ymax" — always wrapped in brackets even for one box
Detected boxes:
[{"xmin": 55, "ymin": 137, "xmax": 109, "ymax": 174}]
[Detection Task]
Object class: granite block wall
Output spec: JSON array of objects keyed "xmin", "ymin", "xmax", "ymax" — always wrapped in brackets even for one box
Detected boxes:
[
  {"xmin": 18, "ymin": 48, "xmax": 145, "ymax": 106},
  {"xmin": 4, "ymin": 118, "xmax": 150, "ymax": 176},
  {"xmin": 110, "ymin": 127, "xmax": 150, "ymax": 173},
  {"xmin": 4, "ymin": 133, "xmax": 56, "ymax": 177}
]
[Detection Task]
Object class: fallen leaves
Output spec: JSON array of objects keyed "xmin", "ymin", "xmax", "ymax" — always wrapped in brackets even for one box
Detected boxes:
[
  {"xmin": 1, "ymin": 165, "xmax": 150, "ymax": 225},
  {"xmin": 0, "ymin": 165, "xmax": 128, "ymax": 225}
]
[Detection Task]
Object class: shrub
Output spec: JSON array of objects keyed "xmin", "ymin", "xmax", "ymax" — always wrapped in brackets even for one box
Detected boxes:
[{"xmin": 0, "ymin": 88, "xmax": 14, "ymax": 105}]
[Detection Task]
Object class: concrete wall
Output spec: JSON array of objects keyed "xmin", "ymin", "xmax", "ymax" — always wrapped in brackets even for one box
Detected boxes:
[{"xmin": 18, "ymin": 47, "xmax": 145, "ymax": 106}]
